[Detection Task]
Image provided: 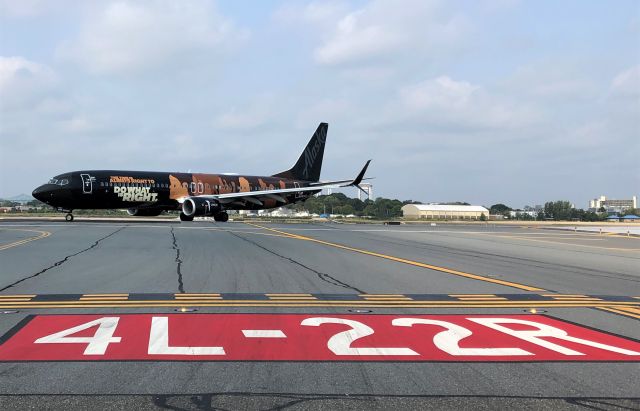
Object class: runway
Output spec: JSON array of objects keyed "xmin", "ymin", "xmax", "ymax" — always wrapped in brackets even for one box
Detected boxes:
[{"xmin": 0, "ymin": 220, "xmax": 638, "ymax": 409}]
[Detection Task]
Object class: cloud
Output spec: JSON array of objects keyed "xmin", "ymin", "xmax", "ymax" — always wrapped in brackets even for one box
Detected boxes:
[
  {"xmin": 274, "ymin": 1, "xmax": 350, "ymax": 26},
  {"xmin": 0, "ymin": 0, "xmax": 54, "ymax": 17},
  {"xmin": 213, "ymin": 96, "xmax": 275, "ymax": 131},
  {"xmin": 57, "ymin": 0, "xmax": 248, "ymax": 75},
  {"xmin": 395, "ymin": 75, "xmax": 538, "ymax": 131},
  {"xmin": 611, "ymin": 65, "xmax": 640, "ymax": 97},
  {"xmin": 503, "ymin": 64, "xmax": 599, "ymax": 100},
  {"xmin": 0, "ymin": 56, "xmax": 57, "ymax": 110},
  {"xmin": 311, "ymin": 0, "xmax": 468, "ymax": 66},
  {"xmin": 57, "ymin": 116, "xmax": 97, "ymax": 134}
]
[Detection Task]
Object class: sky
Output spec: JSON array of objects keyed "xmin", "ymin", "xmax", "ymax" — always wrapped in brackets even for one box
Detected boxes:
[{"xmin": 0, "ymin": 0, "xmax": 638, "ymax": 208}]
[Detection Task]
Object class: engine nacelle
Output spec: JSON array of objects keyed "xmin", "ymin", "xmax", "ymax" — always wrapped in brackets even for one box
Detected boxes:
[
  {"xmin": 127, "ymin": 208, "xmax": 163, "ymax": 216},
  {"xmin": 182, "ymin": 197, "xmax": 221, "ymax": 217}
]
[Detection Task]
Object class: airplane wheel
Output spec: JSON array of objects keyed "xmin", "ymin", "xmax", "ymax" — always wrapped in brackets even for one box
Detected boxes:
[
  {"xmin": 179, "ymin": 212, "xmax": 194, "ymax": 222},
  {"xmin": 65, "ymin": 213, "xmax": 74, "ymax": 222}
]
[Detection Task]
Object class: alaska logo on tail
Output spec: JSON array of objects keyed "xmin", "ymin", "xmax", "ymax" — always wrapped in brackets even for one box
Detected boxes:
[{"xmin": 272, "ymin": 123, "xmax": 327, "ymax": 182}]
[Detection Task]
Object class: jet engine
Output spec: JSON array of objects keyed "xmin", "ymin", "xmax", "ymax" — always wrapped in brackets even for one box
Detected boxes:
[
  {"xmin": 182, "ymin": 197, "xmax": 221, "ymax": 217},
  {"xmin": 127, "ymin": 208, "xmax": 163, "ymax": 216}
]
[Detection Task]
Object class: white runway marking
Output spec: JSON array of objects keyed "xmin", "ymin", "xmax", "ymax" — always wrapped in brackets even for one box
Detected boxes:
[{"xmin": 242, "ymin": 330, "xmax": 287, "ymax": 338}]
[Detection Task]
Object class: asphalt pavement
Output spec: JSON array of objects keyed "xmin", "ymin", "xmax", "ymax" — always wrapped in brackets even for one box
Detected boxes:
[{"xmin": 0, "ymin": 220, "xmax": 638, "ymax": 410}]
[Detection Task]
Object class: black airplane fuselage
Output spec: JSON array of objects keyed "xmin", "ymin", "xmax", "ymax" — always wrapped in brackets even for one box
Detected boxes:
[
  {"xmin": 31, "ymin": 123, "xmax": 371, "ymax": 222},
  {"xmin": 33, "ymin": 170, "xmax": 317, "ymax": 213}
]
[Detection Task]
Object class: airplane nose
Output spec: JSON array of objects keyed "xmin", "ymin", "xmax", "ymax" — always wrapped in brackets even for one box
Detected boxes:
[
  {"xmin": 32, "ymin": 185, "xmax": 59, "ymax": 203},
  {"xmin": 32, "ymin": 185, "xmax": 46, "ymax": 202}
]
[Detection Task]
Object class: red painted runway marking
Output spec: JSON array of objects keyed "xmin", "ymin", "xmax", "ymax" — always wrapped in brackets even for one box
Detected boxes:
[{"xmin": 0, "ymin": 314, "xmax": 638, "ymax": 362}]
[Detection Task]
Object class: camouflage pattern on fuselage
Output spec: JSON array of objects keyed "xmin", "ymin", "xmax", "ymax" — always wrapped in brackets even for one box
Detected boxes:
[
  {"xmin": 32, "ymin": 123, "xmax": 331, "ymax": 215},
  {"xmin": 35, "ymin": 170, "xmax": 317, "ymax": 212}
]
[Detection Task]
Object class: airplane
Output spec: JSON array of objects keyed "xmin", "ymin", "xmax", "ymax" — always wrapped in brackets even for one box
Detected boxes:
[{"xmin": 32, "ymin": 123, "xmax": 371, "ymax": 222}]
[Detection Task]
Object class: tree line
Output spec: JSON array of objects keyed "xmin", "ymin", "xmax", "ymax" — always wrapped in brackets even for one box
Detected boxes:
[
  {"xmin": 287, "ymin": 193, "xmax": 416, "ymax": 218},
  {"xmin": 3, "ymin": 196, "xmax": 638, "ymax": 221},
  {"xmin": 489, "ymin": 201, "xmax": 639, "ymax": 222}
]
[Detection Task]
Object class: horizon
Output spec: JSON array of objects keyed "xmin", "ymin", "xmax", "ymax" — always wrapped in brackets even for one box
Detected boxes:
[{"xmin": 1, "ymin": 1, "xmax": 639, "ymax": 207}]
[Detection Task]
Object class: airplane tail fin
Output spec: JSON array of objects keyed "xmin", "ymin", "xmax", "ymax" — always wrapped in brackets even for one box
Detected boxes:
[{"xmin": 272, "ymin": 123, "xmax": 327, "ymax": 182}]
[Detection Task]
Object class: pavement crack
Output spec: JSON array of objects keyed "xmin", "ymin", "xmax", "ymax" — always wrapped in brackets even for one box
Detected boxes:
[
  {"xmin": 171, "ymin": 227, "xmax": 185, "ymax": 294},
  {"xmin": 0, "ymin": 226, "xmax": 126, "ymax": 292},
  {"xmin": 222, "ymin": 228, "xmax": 365, "ymax": 294}
]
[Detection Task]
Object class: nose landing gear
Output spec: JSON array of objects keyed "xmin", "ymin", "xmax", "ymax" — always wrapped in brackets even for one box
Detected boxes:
[{"xmin": 58, "ymin": 208, "xmax": 74, "ymax": 222}]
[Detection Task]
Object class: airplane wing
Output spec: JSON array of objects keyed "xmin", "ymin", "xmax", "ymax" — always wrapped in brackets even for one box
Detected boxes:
[{"xmin": 180, "ymin": 160, "xmax": 371, "ymax": 206}]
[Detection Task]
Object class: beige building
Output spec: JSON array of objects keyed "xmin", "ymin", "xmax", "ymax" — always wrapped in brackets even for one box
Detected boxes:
[
  {"xmin": 401, "ymin": 204, "xmax": 489, "ymax": 220},
  {"xmin": 589, "ymin": 195, "xmax": 637, "ymax": 213}
]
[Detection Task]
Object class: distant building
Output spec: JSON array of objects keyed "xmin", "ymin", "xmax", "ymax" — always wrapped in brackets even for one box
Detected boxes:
[
  {"xmin": 401, "ymin": 204, "xmax": 489, "ymax": 220},
  {"xmin": 589, "ymin": 195, "xmax": 637, "ymax": 213},
  {"xmin": 621, "ymin": 215, "xmax": 639, "ymax": 222},
  {"xmin": 523, "ymin": 205, "xmax": 543, "ymax": 212},
  {"xmin": 509, "ymin": 210, "xmax": 538, "ymax": 218}
]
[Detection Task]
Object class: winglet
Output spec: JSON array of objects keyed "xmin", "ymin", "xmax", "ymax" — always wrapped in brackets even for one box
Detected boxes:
[
  {"xmin": 347, "ymin": 160, "xmax": 372, "ymax": 197},
  {"xmin": 352, "ymin": 160, "xmax": 371, "ymax": 186}
]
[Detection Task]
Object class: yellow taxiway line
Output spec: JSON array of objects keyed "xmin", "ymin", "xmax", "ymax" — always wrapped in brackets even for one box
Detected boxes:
[
  {"xmin": 0, "ymin": 301, "xmax": 638, "ymax": 310},
  {"xmin": 597, "ymin": 306, "xmax": 640, "ymax": 320},
  {"xmin": 0, "ymin": 229, "xmax": 51, "ymax": 251},
  {"xmin": 492, "ymin": 235, "xmax": 640, "ymax": 252},
  {"xmin": 0, "ymin": 299, "xmax": 638, "ymax": 307},
  {"xmin": 244, "ymin": 222, "xmax": 544, "ymax": 292}
]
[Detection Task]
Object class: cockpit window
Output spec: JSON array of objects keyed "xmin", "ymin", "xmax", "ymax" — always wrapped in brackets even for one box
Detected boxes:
[{"xmin": 48, "ymin": 178, "xmax": 69, "ymax": 186}]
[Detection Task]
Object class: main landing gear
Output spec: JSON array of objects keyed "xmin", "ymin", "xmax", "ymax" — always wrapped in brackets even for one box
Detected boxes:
[
  {"xmin": 179, "ymin": 212, "xmax": 194, "ymax": 222},
  {"xmin": 214, "ymin": 212, "xmax": 229, "ymax": 222}
]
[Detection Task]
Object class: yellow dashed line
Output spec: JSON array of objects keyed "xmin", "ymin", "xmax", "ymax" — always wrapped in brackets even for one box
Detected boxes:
[
  {"xmin": 245, "ymin": 223, "xmax": 543, "ymax": 292},
  {"xmin": 618, "ymin": 306, "xmax": 640, "ymax": 315},
  {"xmin": 1, "ymin": 301, "xmax": 639, "ymax": 309},
  {"xmin": 0, "ymin": 295, "xmax": 36, "ymax": 298}
]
